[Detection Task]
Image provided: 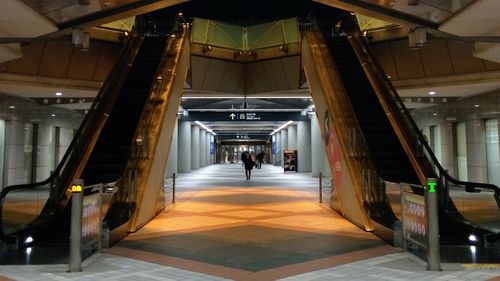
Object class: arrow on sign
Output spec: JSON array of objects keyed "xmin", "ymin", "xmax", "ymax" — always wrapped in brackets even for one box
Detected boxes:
[{"xmin": 229, "ymin": 113, "xmax": 236, "ymax": 120}]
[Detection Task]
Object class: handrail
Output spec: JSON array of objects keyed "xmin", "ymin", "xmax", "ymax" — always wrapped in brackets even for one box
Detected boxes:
[
  {"xmin": 0, "ymin": 20, "xmax": 146, "ymax": 240},
  {"xmin": 342, "ymin": 15, "xmax": 500, "ymax": 198},
  {"xmin": 103, "ymin": 13, "xmax": 186, "ymax": 231}
]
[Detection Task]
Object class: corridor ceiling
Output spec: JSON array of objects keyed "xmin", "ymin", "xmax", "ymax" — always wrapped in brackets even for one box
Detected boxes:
[{"xmin": 2, "ymin": 0, "xmax": 500, "ymax": 139}]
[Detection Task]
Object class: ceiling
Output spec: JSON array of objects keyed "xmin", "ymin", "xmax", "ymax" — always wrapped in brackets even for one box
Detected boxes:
[{"xmin": 2, "ymin": 0, "xmax": 500, "ymax": 140}]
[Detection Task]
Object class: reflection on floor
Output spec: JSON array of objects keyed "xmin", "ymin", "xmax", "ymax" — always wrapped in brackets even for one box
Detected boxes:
[{"xmin": 108, "ymin": 164, "xmax": 394, "ymax": 279}]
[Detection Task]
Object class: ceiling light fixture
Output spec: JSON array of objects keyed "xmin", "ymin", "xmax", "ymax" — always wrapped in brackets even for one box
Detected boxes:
[
  {"xmin": 428, "ymin": 91, "xmax": 436, "ymax": 95},
  {"xmin": 195, "ymin": 120, "xmax": 216, "ymax": 135},
  {"xmin": 9, "ymin": 105, "xmax": 15, "ymax": 109},
  {"xmin": 55, "ymin": 92, "xmax": 62, "ymax": 96},
  {"xmin": 270, "ymin": 121, "xmax": 293, "ymax": 135}
]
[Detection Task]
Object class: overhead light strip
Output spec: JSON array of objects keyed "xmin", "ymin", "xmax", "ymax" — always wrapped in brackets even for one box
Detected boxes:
[
  {"xmin": 270, "ymin": 120, "xmax": 293, "ymax": 136},
  {"xmin": 195, "ymin": 120, "xmax": 216, "ymax": 135}
]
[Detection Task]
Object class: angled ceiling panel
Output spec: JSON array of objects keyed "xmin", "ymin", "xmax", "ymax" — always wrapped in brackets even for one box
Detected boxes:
[
  {"xmin": 191, "ymin": 56, "xmax": 211, "ymax": 90},
  {"xmin": 220, "ymin": 61, "xmax": 244, "ymax": 93},
  {"xmin": 280, "ymin": 56, "xmax": 300, "ymax": 90},
  {"xmin": 202, "ymin": 58, "xmax": 227, "ymax": 91},
  {"xmin": 246, "ymin": 61, "xmax": 271, "ymax": 94},
  {"xmin": 263, "ymin": 59, "xmax": 289, "ymax": 91}
]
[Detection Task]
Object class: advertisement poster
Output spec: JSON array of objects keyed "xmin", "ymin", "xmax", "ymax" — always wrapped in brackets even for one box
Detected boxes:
[
  {"xmin": 284, "ymin": 150, "xmax": 297, "ymax": 172},
  {"xmin": 402, "ymin": 192, "xmax": 427, "ymax": 246},
  {"xmin": 324, "ymin": 111, "xmax": 342, "ymax": 186}
]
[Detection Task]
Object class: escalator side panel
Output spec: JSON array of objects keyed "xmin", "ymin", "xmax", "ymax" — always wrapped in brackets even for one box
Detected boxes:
[
  {"xmin": 302, "ymin": 32, "xmax": 372, "ymax": 231},
  {"xmin": 132, "ymin": 33, "xmax": 190, "ymax": 231}
]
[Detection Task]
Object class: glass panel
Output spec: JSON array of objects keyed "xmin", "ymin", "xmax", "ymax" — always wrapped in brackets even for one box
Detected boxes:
[
  {"xmin": 23, "ymin": 123, "xmax": 33, "ymax": 184},
  {"xmin": 449, "ymin": 184, "xmax": 500, "ymax": 233},
  {"xmin": 456, "ymin": 122, "xmax": 468, "ymax": 181},
  {"xmin": 486, "ymin": 119, "xmax": 500, "ymax": 186},
  {"xmin": 1, "ymin": 183, "xmax": 51, "ymax": 236},
  {"xmin": 430, "ymin": 125, "xmax": 441, "ymax": 164},
  {"xmin": 0, "ymin": 120, "xmax": 4, "ymax": 188}
]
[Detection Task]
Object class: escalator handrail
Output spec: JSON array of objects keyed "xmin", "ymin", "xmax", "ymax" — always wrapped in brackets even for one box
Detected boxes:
[
  {"xmin": 0, "ymin": 24, "xmax": 145, "ymax": 239},
  {"xmin": 344, "ymin": 15, "xmax": 500, "ymax": 196}
]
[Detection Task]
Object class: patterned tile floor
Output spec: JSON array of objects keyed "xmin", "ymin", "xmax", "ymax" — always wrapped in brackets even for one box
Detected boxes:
[{"xmin": 1, "ymin": 164, "xmax": 500, "ymax": 280}]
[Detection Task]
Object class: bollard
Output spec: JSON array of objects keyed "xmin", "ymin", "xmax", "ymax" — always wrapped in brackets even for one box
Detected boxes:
[
  {"xmin": 172, "ymin": 173, "xmax": 176, "ymax": 203},
  {"xmin": 319, "ymin": 172, "xmax": 322, "ymax": 203},
  {"xmin": 69, "ymin": 179, "xmax": 84, "ymax": 272},
  {"xmin": 426, "ymin": 178, "xmax": 441, "ymax": 271}
]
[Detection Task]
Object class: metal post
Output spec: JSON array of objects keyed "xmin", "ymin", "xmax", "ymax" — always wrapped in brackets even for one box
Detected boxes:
[
  {"xmin": 426, "ymin": 178, "xmax": 441, "ymax": 271},
  {"xmin": 172, "ymin": 173, "xmax": 176, "ymax": 203},
  {"xmin": 69, "ymin": 179, "xmax": 84, "ymax": 272},
  {"xmin": 319, "ymin": 172, "xmax": 322, "ymax": 203}
]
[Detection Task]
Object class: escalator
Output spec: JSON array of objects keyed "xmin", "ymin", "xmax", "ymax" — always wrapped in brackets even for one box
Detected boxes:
[
  {"xmin": 0, "ymin": 9, "xmax": 183, "ymax": 252},
  {"xmin": 305, "ymin": 6, "xmax": 500, "ymax": 254}
]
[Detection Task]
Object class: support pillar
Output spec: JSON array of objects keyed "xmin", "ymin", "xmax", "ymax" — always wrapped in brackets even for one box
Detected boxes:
[
  {"xmin": 275, "ymin": 132, "xmax": 281, "ymax": 166},
  {"xmin": 200, "ymin": 130, "xmax": 207, "ymax": 167},
  {"xmin": 165, "ymin": 119, "xmax": 178, "ymax": 177},
  {"xmin": 311, "ymin": 116, "xmax": 328, "ymax": 177},
  {"xmin": 178, "ymin": 121, "xmax": 191, "ymax": 173},
  {"xmin": 281, "ymin": 129, "xmax": 288, "ymax": 167},
  {"xmin": 288, "ymin": 125, "xmax": 297, "ymax": 149},
  {"xmin": 191, "ymin": 125, "xmax": 200, "ymax": 170},
  {"xmin": 297, "ymin": 120, "xmax": 311, "ymax": 172}
]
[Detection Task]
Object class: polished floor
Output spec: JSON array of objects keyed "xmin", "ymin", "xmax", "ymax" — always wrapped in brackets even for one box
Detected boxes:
[{"xmin": 1, "ymin": 164, "xmax": 500, "ymax": 280}]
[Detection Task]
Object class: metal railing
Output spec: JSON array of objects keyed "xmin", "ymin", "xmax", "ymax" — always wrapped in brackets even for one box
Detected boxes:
[
  {"xmin": 342, "ymin": 14, "xmax": 500, "ymax": 237},
  {"xmin": 0, "ymin": 22, "xmax": 145, "ymax": 241}
]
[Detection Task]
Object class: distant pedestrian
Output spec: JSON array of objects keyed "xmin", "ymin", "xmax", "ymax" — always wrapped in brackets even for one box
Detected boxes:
[
  {"xmin": 244, "ymin": 153, "xmax": 255, "ymax": 180},
  {"xmin": 256, "ymin": 151, "xmax": 265, "ymax": 169}
]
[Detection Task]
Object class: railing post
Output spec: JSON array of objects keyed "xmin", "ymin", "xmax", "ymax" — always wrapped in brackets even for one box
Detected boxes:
[
  {"xmin": 319, "ymin": 172, "xmax": 322, "ymax": 203},
  {"xmin": 69, "ymin": 179, "xmax": 84, "ymax": 272},
  {"xmin": 426, "ymin": 178, "xmax": 441, "ymax": 271},
  {"xmin": 172, "ymin": 173, "xmax": 176, "ymax": 204}
]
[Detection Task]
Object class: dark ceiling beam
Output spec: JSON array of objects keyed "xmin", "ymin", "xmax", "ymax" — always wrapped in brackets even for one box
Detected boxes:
[
  {"xmin": 58, "ymin": 0, "xmax": 188, "ymax": 30},
  {"xmin": 314, "ymin": 0, "xmax": 438, "ymax": 29}
]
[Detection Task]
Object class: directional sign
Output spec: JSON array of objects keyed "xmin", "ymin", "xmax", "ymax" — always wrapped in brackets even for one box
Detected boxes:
[{"xmin": 182, "ymin": 111, "xmax": 308, "ymax": 122}]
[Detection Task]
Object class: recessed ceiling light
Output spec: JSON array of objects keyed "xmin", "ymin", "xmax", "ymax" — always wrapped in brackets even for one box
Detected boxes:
[
  {"xmin": 55, "ymin": 92, "xmax": 62, "ymax": 96},
  {"xmin": 51, "ymin": 114, "xmax": 56, "ymax": 117},
  {"xmin": 433, "ymin": 113, "xmax": 438, "ymax": 116},
  {"xmin": 429, "ymin": 91, "xmax": 436, "ymax": 95},
  {"xmin": 9, "ymin": 105, "xmax": 15, "ymax": 109},
  {"xmin": 474, "ymin": 104, "xmax": 480, "ymax": 107}
]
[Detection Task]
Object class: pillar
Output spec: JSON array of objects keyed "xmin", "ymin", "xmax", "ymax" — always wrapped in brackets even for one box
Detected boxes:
[
  {"xmin": 275, "ymin": 132, "xmax": 281, "ymax": 166},
  {"xmin": 210, "ymin": 135, "xmax": 215, "ymax": 164},
  {"xmin": 200, "ymin": 130, "xmax": 207, "ymax": 167},
  {"xmin": 165, "ymin": 119, "xmax": 178, "ymax": 177},
  {"xmin": 311, "ymin": 116, "xmax": 329, "ymax": 177},
  {"xmin": 191, "ymin": 125, "xmax": 200, "ymax": 170},
  {"xmin": 178, "ymin": 121, "xmax": 191, "ymax": 172},
  {"xmin": 287, "ymin": 125, "xmax": 297, "ymax": 149},
  {"xmin": 297, "ymin": 120, "xmax": 311, "ymax": 172},
  {"xmin": 281, "ymin": 129, "xmax": 288, "ymax": 167}
]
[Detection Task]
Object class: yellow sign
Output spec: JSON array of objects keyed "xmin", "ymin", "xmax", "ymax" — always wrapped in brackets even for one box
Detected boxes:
[{"xmin": 71, "ymin": 185, "xmax": 83, "ymax": 192}]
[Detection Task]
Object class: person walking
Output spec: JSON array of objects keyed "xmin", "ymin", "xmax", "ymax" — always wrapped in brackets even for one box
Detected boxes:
[
  {"xmin": 244, "ymin": 153, "xmax": 255, "ymax": 180},
  {"xmin": 256, "ymin": 151, "xmax": 265, "ymax": 169}
]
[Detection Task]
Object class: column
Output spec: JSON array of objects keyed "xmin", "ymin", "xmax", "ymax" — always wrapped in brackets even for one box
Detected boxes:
[
  {"xmin": 191, "ymin": 125, "xmax": 200, "ymax": 170},
  {"xmin": 311, "ymin": 116, "xmax": 329, "ymax": 177},
  {"xmin": 200, "ymin": 130, "xmax": 207, "ymax": 167},
  {"xmin": 297, "ymin": 120, "xmax": 311, "ymax": 172},
  {"xmin": 165, "ymin": 119, "xmax": 178, "ymax": 177},
  {"xmin": 274, "ymin": 132, "xmax": 281, "ymax": 166},
  {"xmin": 281, "ymin": 129, "xmax": 288, "ymax": 167},
  {"xmin": 178, "ymin": 121, "xmax": 191, "ymax": 172},
  {"xmin": 287, "ymin": 124, "xmax": 297, "ymax": 150},
  {"xmin": 210, "ymin": 135, "xmax": 215, "ymax": 164}
]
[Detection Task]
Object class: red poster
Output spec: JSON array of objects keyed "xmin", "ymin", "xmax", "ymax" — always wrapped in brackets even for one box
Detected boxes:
[{"xmin": 324, "ymin": 111, "xmax": 342, "ymax": 187}]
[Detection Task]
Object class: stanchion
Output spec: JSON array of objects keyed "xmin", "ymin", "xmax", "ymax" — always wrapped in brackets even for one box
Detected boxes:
[
  {"xmin": 172, "ymin": 173, "xmax": 176, "ymax": 203},
  {"xmin": 426, "ymin": 178, "xmax": 441, "ymax": 271},
  {"xmin": 68, "ymin": 179, "xmax": 84, "ymax": 272},
  {"xmin": 319, "ymin": 172, "xmax": 322, "ymax": 203}
]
